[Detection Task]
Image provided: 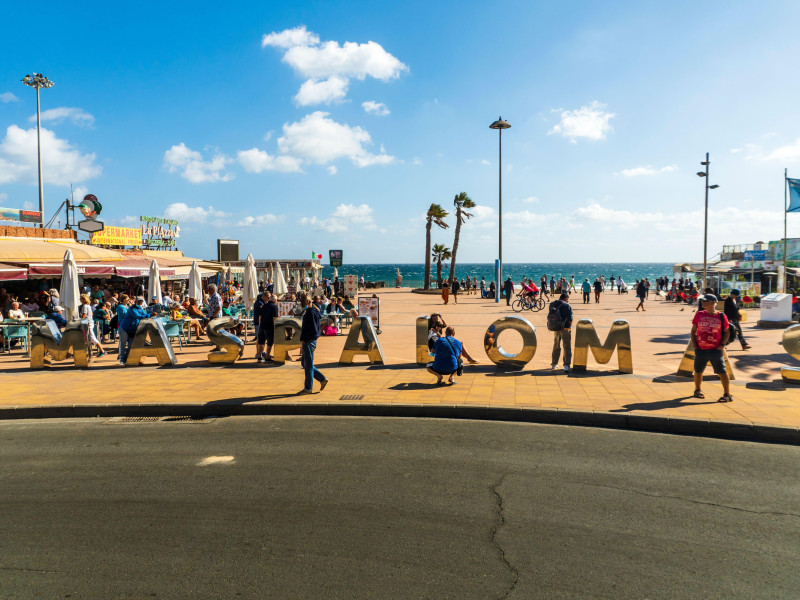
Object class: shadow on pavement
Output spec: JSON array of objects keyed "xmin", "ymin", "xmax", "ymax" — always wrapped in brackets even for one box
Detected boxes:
[
  {"xmin": 649, "ymin": 333, "xmax": 691, "ymax": 345},
  {"xmin": 611, "ymin": 397, "xmax": 717, "ymax": 412},
  {"xmin": 205, "ymin": 393, "xmax": 299, "ymax": 406},
  {"xmin": 389, "ymin": 382, "xmax": 446, "ymax": 391}
]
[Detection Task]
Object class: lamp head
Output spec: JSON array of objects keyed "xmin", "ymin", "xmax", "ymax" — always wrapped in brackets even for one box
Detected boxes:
[
  {"xmin": 696, "ymin": 172, "xmax": 707, "ymax": 177},
  {"xmin": 489, "ymin": 116, "xmax": 511, "ymax": 130},
  {"xmin": 21, "ymin": 73, "xmax": 54, "ymax": 89},
  {"xmin": 709, "ymin": 184, "xmax": 720, "ymax": 189},
  {"xmin": 700, "ymin": 161, "xmax": 709, "ymax": 165}
]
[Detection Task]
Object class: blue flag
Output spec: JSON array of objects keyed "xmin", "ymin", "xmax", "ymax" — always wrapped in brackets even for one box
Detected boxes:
[{"xmin": 789, "ymin": 178, "xmax": 800, "ymax": 212}]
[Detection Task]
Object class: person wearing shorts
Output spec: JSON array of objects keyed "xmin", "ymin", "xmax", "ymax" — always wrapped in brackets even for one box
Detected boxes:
[
  {"xmin": 427, "ymin": 326, "xmax": 463, "ymax": 385},
  {"xmin": 691, "ymin": 293, "xmax": 732, "ymax": 402},
  {"xmin": 256, "ymin": 293, "xmax": 278, "ymax": 362}
]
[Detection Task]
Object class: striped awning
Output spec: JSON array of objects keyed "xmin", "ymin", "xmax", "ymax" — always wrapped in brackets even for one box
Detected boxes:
[{"xmin": 0, "ymin": 262, "xmax": 27, "ymax": 281}]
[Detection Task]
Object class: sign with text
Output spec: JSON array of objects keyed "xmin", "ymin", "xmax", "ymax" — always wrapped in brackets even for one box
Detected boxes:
[
  {"xmin": 329, "ymin": 249, "xmax": 343, "ymax": 267},
  {"xmin": 0, "ymin": 207, "xmax": 42, "ymax": 223},
  {"xmin": 344, "ymin": 275, "xmax": 358, "ymax": 297},
  {"xmin": 141, "ymin": 215, "xmax": 180, "ymax": 248},
  {"xmin": 92, "ymin": 226, "xmax": 142, "ymax": 247},
  {"xmin": 277, "ymin": 301, "xmax": 295, "ymax": 317},
  {"xmin": 358, "ymin": 296, "xmax": 379, "ymax": 328}
]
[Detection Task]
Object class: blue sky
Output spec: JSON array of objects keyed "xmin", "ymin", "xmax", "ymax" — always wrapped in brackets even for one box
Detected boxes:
[{"xmin": 2, "ymin": 0, "xmax": 800, "ymax": 263}]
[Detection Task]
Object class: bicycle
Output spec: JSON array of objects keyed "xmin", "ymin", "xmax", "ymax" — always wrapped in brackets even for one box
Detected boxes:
[{"xmin": 511, "ymin": 293, "xmax": 546, "ymax": 312}]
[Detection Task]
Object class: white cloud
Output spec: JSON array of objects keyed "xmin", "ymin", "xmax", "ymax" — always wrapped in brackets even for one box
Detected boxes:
[
  {"xmin": 30, "ymin": 107, "xmax": 94, "ymax": 127},
  {"xmin": 481, "ymin": 159, "xmax": 491, "ymax": 166},
  {"xmin": 163, "ymin": 143, "xmax": 234, "ymax": 183},
  {"xmin": 571, "ymin": 203, "xmax": 663, "ymax": 229},
  {"xmin": 470, "ymin": 205, "xmax": 497, "ymax": 229},
  {"xmin": 764, "ymin": 138, "xmax": 800, "ymax": 162},
  {"xmin": 327, "ymin": 165, "xmax": 337, "ymax": 175},
  {"xmin": 0, "ymin": 192, "xmax": 8, "ymax": 202},
  {"xmin": 412, "ymin": 157, "xmax": 422, "ymax": 166},
  {"xmin": 299, "ymin": 203, "xmax": 376, "ymax": 233},
  {"xmin": 71, "ymin": 185, "xmax": 89, "ymax": 202},
  {"xmin": 0, "ymin": 92, "xmax": 18, "ymax": 103},
  {"xmin": 294, "ymin": 76, "xmax": 348, "ymax": 106},
  {"xmin": 549, "ymin": 101, "xmax": 615, "ymax": 142},
  {"xmin": 237, "ymin": 148, "xmax": 303, "ymax": 173},
  {"xmin": 261, "ymin": 25, "xmax": 319, "ymax": 49},
  {"xmin": 237, "ymin": 214, "xmax": 285, "ymax": 227},
  {"xmin": 521, "ymin": 196, "xmax": 539, "ymax": 204},
  {"xmin": 22, "ymin": 201, "xmax": 33, "ymax": 209},
  {"xmin": 362, "ymin": 101, "xmax": 390, "ymax": 116},
  {"xmin": 163, "ymin": 202, "xmax": 229, "ymax": 223},
  {"xmin": 262, "ymin": 26, "xmax": 407, "ymax": 106},
  {"xmin": 277, "ymin": 111, "xmax": 394, "ymax": 167},
  {"xmin": 0, "ymin": 124, "xmax": 101, "ymax": 185},
  {"xmin": 619, "ymin": 164, "xmax": 678, "ymax": 177}
]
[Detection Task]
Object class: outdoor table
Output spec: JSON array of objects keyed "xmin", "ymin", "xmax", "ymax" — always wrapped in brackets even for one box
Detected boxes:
[
  {"xmin": 239, "ymin": 317, "xmax": 253, "ymax": 344},
  {"xmin": 1, "ymin": 316, "xmax": 43, "ymax": 356}
]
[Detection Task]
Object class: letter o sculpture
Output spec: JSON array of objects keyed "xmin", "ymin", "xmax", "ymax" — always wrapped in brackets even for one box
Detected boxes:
[{"xmin": 484, "ymin": 316, "xmax": 537, "ymax": 370}]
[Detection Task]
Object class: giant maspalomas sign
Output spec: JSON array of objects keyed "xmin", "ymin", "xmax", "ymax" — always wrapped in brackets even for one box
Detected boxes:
[{"xmin": 30, "ymin": 314, "xmax": 797, "ymax": 380}]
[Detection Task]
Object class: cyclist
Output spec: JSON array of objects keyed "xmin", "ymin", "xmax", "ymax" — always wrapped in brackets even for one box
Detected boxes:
[{"xmin": 522, "ymin": 280, "xmax": 539, "ymax": 302}]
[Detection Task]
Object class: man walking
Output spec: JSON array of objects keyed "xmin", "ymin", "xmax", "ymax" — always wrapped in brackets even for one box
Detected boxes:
[
  {"xmin": 548, "ymin": 292, "xmax": 573, "ymax": 372},
  {"xmin": 691, "ymin": 294, "xmax": 732, "ymax": 402},
  {"xmin": 503, "ymin": 276, "xmax": 514, "ymax": 306},
  {"xmin": 724, "ymin": 289, "xmax": 751, "ymax": 350},
  {"xmin": 593, "ymin": 278, "xmax": 603, "ymax": 303},
  {"xmin": 298, "ymin": 294, "xmax": 329, "ymax": 395},
  {"xmin": 635, "ymin": 279, "xmax": 647, "ymax": 311},
  {"xmin": 581, "ymin": 278, "xmax": 591, "ymax": 304}
]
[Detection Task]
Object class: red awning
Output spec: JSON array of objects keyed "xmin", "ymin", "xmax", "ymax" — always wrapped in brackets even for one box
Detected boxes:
[
  {"xmin": 26, "ymin": 263, "xmax": 117, "ymax": 276},
  {"xmin": 0, "ymin": 262, "xmax": 27, "ymax": 281}
]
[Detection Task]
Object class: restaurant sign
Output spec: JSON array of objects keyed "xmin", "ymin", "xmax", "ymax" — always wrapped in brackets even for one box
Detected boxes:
[
  {"xmin": 92, "ymin": 226, "xmax": 143, "ymax": 247},
  {"xmin": 141, "ymin": 215, "xmax": 180, "ymax": 248}
]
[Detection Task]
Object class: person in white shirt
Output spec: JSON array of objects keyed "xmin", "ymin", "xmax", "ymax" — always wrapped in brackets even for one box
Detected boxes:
[{"xmin": 7, "ymin": 302, "xmax": 25, "ymax": 320}]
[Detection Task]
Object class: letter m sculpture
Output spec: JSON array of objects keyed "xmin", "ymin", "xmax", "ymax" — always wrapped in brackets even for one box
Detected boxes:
[{"xmin": 572, "ymin": 318, "xmax": 633, "ymax": 373}]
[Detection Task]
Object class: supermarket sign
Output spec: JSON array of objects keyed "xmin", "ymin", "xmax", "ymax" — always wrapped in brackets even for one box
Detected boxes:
[{"xmin": 92, "ymin": 226, "xmax": 143, "ymax": 247}]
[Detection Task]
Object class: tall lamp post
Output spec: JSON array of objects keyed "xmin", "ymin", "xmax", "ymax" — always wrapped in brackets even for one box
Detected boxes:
[
  {"xmin": 21, "ymin": 73, "xmax": 54, "ymax": 228},
  {"xmin": 489, "ymin": 116, "xmax": 510, "ymax": 303},
  {"xmin": 696, "ymin": 152, "xmax": 720, "ymax": 291}
]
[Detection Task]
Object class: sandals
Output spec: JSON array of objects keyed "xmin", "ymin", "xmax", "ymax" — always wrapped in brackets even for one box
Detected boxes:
[
  {"xmin": 693, "ymin": 390, "xmax": 705, "ymax": 399},
  {"xmin": 718, "ymin": 394, "xmax": 733, "ymax": 403}
]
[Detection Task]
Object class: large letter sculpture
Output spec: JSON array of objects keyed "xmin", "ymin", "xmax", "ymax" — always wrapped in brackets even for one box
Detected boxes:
[
  {"xmin": 273, "ymin": 316, "xmax": 302, "ymax": 364},
  {"xmin": 781, "ymin": 324, "xmax": 800, "ymax": 383},
  {"xmin": 30, "ymin": 320, "xmax": 89, "ymax": 368},
  {"xmin": 207, "ymin": 316, "xmax": 244, "ymax": 364},
  {"xmin": 676, "ymin": 339, "xmax": 734, "ymax": 380},
  {"xmin": 573, "ymin": 318, "xmax": 633, "ymax": 373},
  {"xmin": 483, "ymin": 316, "xmax": 537, "ymax": 370},
  {"xmin": 339, "ymin": 316, "xmax": 384, "ymax": 364},
  {"xmin": 126, "ymin": 318, "xmax": 177, "ymax": 366},
  {"xmin": 416, "ymin": 316, "xmax": 431, "ymax": 365}
]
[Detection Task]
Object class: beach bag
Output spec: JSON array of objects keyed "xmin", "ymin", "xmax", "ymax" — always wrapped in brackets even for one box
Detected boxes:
[
  {"xmin": 547, "ymin": 303, "xmax": 565, "ymax": 331},
  {"xmin": 323, "ymin": 325, "xmax": 338, "ymax": 336}
]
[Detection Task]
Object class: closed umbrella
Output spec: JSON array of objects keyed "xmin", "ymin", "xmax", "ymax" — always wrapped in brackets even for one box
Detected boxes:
[
  {"xmin": 225, "ymin": 266, "xmax": 232, "ymax": 286},
  {"xmin": 285, "ymin": 263, "xmax": 290, "ymax": 285},
  {"xmin": 333, "ymin": 267, "xmax": 338, "ymax": 279},
  {"xmin": 188, "ymin": 260, "xmax": 202, "ymax": 301},
  {"xmin": 59, "ymin": 250, "xmax": 80, "ymax": 321},
  {"xmin": 243, "ymin": 254, "xmax": 258, "ymax": 310},
  {"xmin": 147, "ymin": 259, "xmax": 161, "ymax": 304},
  {"xmin": 274, "ymin": 262, "xmax": 288, "ymax": 297}
]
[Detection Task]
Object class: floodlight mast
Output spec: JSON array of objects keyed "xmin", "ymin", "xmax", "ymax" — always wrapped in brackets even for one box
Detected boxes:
[{"xmin": 21, "ymin": 73, "xmax": 54, "ymax": 228}]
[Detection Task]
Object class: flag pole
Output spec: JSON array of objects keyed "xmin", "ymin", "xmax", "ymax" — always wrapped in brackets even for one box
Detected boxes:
[{"xmin": 784, "ymin": 168, "xmax": 788, "ymax": 293}]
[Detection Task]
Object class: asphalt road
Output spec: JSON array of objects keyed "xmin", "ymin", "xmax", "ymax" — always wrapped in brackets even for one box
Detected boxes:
[{"xmin": 1, "ymin": 416, "xmax": 799, "ymax": 599}]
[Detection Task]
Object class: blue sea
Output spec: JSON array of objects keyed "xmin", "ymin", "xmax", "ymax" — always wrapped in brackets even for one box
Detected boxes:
[{"xmin": 319, "ymin": 263, "xmax": 675, "ymax": 288}]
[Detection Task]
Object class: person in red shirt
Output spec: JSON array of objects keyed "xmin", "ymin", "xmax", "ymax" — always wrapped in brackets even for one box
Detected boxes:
[{"xmin": 691, "ymin": 293, "xmax": 732, "ymax": 402}]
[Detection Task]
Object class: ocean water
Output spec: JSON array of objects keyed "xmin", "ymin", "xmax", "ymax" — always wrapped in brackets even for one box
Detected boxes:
[{"xmin": 319, "ymin": 263, "xmax": 675, "ymax": 288}]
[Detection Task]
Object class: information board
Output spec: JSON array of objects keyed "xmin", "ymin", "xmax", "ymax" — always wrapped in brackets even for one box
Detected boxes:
[
  {"xmin": 344, "ymin": 275, "xmax": 358, "ymax": 297},
  {"xmin": 277, "ymin": 302, "xmax": 295, "ymax": 317},
  {"xmin": 358, "ymin": 296, "xmax": 380, "ymax": 329},
  {"xmin": 329, "ymin": 249, "xmax": 343, "ymax": 267}
]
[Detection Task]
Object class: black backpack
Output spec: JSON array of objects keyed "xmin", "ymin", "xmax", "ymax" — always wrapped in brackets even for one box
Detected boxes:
[{"xmin": 547, "ymin": 302, "xmax": 565, "ymax": 331}]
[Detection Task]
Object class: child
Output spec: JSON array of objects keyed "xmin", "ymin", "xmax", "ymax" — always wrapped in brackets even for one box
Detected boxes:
[{"xmin": 691, "ymin": 294, "xmax": 732, "ymax": 402}]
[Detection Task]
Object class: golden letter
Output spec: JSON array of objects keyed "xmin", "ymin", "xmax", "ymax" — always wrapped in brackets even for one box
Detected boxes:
[
  {"xmin": 573, "ymin": 318, "xmax": 633, "ymax": 373},
  {"xmin": 339, "ymin": 316, "xmax": 384, "ymax": 364},
  {"xmin": 126, "ymin": 318, "xmax": 178, "ymax": 366},
  {"xmin": 483, "ymin": 316, "xmax": 537, "ymax": 370},
  {"xmin": 30, "ymin": 320, "xmax": 89, "ymax": 369},
  {"xmin": 676, "ymin": 339, "xmax": 734, "ymax": 380},
  {"xmin": 416, "ymin": 316, "xmax": 431, "ymax": 365},
  {"xmin": 273, "ymin": 316, "xmax": 302, "ymax": 364},
  {"xmin": 207, "ymin": 316, "xmax": 244, "ymax": 364},
  {"xmin": 781, "ymin": 324, "xmax": 800, "ymax": 383}
]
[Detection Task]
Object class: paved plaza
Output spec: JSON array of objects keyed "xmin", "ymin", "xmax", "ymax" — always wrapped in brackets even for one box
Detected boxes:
[{"xmin": 2, "ymin": 289, "xmax": 800, "ymax": 441}]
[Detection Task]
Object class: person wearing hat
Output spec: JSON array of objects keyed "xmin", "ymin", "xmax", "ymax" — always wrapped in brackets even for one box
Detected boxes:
[
  {"xmin": 48, "ymin": 305, "xmax": 67, "ymax": 329},
  {"xmin": 724, "ymin": 290, "xmax": 751, "ymax": 350},
  {"xmin": 503, "ymin": 276, "xmax": 514, "ymax": 306},
  {"xmin": 691, "ymin": 293, "xmax": 732, "ymax": 402}
]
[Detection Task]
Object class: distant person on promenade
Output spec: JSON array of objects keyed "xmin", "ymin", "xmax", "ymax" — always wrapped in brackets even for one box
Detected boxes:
[
  {"xmin": 569, "ymin": 276, "xmax": 576, "ymax": 293},
  {"xmin": 451, "ymin": 278, "xmax": 460, "ymax": 304},
  {"xmin": 724, "ymin": 289, "xmax": 751, "ymax": 350},
  {"xmin": 593, "ymin": 278, "xmax": 603, "ymax": 303},
  {"xmin": 691, "ymin": 294, "xmax": 732, "ymax": 402},
  {"xmin": 472, "ymin": 277, "xmax": 478, "ymax": 295},
  {"xmin": 359, "ymin": 275, "xmax": 365, "ymax": 290},
  {"xmin": 503, "ymin": 277, "xmax": 514, "ymax": 306},
  {"xmin": 441, "ymin": 283, "xmax": 450, "ymax": 304},
  {"xmin": 548, "ymin": 292, "xmax": 573, "ymax": 372},
  {"xmin": 550, "ymin": 276, "xmax": 556, "ymax": 294},
  {"xmin": 581, "ymin": 278, "xmax": 591, "ymax": 304},
  {"xmin": 617, "ymin": 276, "xmax": 624, "ymax": 294},
  {"xmin": 636, "ymin": 279, "xmax": 647, "ymax": 311},
  {"xmin": 488, "ymin": 280, "xmax": 496, "ymax": 299},
  {"xmin": 600, "ymin": 275, "xmax": 606, "ymax": 290},
  {"xmin": 645, "ymin": 278, "xmax": 651, "ymax": 298},
  {"xmin": 297, "ymin": 293, "xmax": 328, "ymax": 395}
]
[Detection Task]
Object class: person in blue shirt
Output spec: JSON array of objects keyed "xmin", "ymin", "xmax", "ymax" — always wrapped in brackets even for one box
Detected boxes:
[
  {"xmin": 119, "ymin": 297, "xmax": 148, "ymax": 365},
  {"xmin": 297, "ymin": 293, "xmax": 329, "ymax": 394},
  {"xmin": 427, "ymin": 326, "xmax": 463, "ymax": 385}
]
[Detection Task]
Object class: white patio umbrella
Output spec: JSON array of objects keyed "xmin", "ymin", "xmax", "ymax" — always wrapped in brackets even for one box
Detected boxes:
[
  {"xmin": 188, "ymin": 260, "xmax": 202, "ymax": 301},
  {"xmin": 59, "ymin": 249, "xmax": 80, "ymax": 321},
  {"xmin": 285, "ymin": 263, "xmax": 290, "ymax": 284},
  {"xmin": 147, "ymin": 259, "xmax": 161, "ymax": 304},
  {"xmin": 243, "ymin": 254, "xmax": 259, "ymax": 310},
  {"xmin": 225, "ymin": 266, "xmax": 232, "ymax": 285},
  {"xmin": 274, "ymin": 262, "xmax": 288, "ymax": 297},
  {"xmin": 333, "ymin": 267, "xmax": 338, "ymax": 279}
]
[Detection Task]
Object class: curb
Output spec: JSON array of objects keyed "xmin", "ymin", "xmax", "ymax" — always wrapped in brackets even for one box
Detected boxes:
[{"xmin": 1, "ymin": 403, "xmax": 798, "ymax": 446}]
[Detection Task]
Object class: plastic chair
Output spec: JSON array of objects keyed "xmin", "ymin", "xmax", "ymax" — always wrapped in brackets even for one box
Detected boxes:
[
  {"xmin": 162, "ymin": 320, "xmax": 184, "ymax": 349},
  {"xmin": 2, "ymin": 324, "xmax": 28, "ymax": 352}
]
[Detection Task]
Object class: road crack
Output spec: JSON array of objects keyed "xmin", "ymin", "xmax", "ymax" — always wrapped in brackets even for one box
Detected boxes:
[
  {"xmin": 490, "ymin": 474, "xmax": 519, "ymax": 600},
  {"xmin": 0, "ymin": 566, "xmax": 65, "ymax": 574}
]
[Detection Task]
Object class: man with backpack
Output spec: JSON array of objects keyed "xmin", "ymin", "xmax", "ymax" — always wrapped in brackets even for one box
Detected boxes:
[
  {"xmin": 548, "ymin": 292, "xmax": 573, "ymax": 372},
  {"xmin": 691, "ymin": 293, "xmax": 732, "ymax": 402}
]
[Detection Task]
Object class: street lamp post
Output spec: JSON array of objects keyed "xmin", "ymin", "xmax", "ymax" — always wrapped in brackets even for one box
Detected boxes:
[
  {"xmin": 489, "ymin": 116, "xmax": 510, "ymax": 303},
  {"xmin": 696, "ymin": 152, "xmax": 720, "ymax": 291},
  {"xmin": 21, "ymin": 73, "xmax": 54, "ymax": 228}
]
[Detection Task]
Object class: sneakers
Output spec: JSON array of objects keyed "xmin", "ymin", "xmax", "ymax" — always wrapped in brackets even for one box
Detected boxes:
[
  {"xmin": 97, "ymin": 351, "xmax": 107, "ymax": 358},
  {"xmin": 564, "ymin": 366, "xmax": 570, "ymax": 373},
  {"xmin": 551, "ymin": 364, "xmax": 557, "ymax": 369},
  {"xmin": 257, "ymin": 354, "xmax": 263, "ymax": 363}
]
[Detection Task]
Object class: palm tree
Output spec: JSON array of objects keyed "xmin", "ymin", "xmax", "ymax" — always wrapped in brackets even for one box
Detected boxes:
[
  {"xmin": 432, "ymin": 244, "xmax": 452, "ymax": 289},
  {"xmin": 424, "ymin": 203, "xmax": 449, "ymax": 290},
  {"xmin": 448, "ymin": 192, "xmax": 475, "ymax": 287}
]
